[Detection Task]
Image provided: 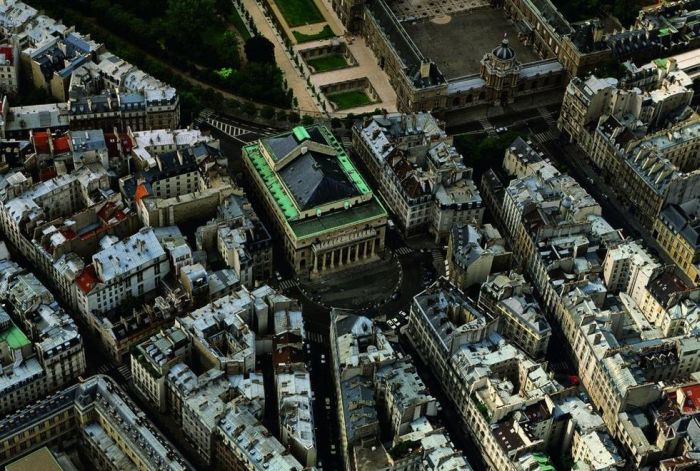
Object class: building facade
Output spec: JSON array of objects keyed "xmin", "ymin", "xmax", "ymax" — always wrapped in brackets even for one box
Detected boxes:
[{"xmin": 242, "ymin": 125, "xmax": 387, "ymax": 278}]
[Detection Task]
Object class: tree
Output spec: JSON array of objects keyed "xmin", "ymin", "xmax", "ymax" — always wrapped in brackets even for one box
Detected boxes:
[
  {"xmin": 242, "ymin": 101, "xmax": 257, "ymax": 116},
  {"xmin": 261, "ymin": 106, "xmax": 275, "ymax": 119},
  {"xmin": 301, "ymin": 115, "xmax": 314, "ymax": 125},
  {"xmin": 244, "ymin": 35, "xmax": 275, "ymax": 64},
  {"xmin": 217, "ymin": 31, "xmax": 240, "ymax": 69},
  {"xmin": 164, "ymin": 0, "xmax": 215, "ymax": 48},
  {"xmin": 344, "ymin": 113, "xmax": 355, "ymax": 129}
]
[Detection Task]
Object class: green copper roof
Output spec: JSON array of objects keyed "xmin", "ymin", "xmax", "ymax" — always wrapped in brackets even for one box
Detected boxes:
[
  {"xmin": 293, "ymin": 126, "xmax": 310, "ymax": 142},
  {"xmin": 244, "ymin": 143, "xmax": 299, "ymax": 219},
  {"xmin": 318, "ymin": 126, "xmax": 371, "ymax": 195},
  {"xmin": 530, "ymin": 453, "xmax": 556, "ymax": 471},
  {"xmin": 0, "ymin": 321, "xmax": 30, "ymax": 350},
  {"xmin": 291, "ymin": 196, "xmax": 386, "ymax": 239},
  {"xmin": 245, "ymin": 125, "xmax": 373, "ymax": 222}
]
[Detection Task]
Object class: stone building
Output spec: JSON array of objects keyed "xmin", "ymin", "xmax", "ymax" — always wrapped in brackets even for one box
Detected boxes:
[
  {"xmin": 353, "ymin": 112, "xmax": 484, "ymax": 242},
  {"xmin": 242, "ymin": 125, "xmax": 387, "ymax": 278}
]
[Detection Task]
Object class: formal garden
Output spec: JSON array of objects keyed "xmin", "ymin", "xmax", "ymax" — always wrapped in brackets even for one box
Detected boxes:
[
  {"xmin": 327, "ymin": 90, "xmax": 375, "ymax": 110},
  {"xmin": 275, "ymin": 0, "xmax": 325, "ymax": 26},
  {"xmin": 306, "ymin": 53, "xmax": 350, "ymax": 73}
]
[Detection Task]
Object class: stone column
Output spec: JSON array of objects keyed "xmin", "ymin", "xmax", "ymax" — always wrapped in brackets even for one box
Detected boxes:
[
  {"xmin": 331, "ymin": 250, "xmax": 336, "ymax": 269},
  {"xmin": 313, "ymin": 253, "xmax": 319, "ymax": 273}
]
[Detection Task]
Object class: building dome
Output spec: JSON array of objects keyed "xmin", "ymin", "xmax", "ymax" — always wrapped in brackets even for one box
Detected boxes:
[{"xmin": 493, "ymin": 36, "xmax": 515, "ymax": 61}]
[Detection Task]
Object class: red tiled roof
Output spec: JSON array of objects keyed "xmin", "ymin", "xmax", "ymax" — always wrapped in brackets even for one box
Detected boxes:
[
  {"xmin": 52, "ymin": 135, "xmax": 71, "ymax": 154},
  {"xmin": 680, "ymin": 383, "xmax": 700, "ymax": 414},
  {"xmin": 134, "ymin": 182, "xmax": 150, "ymax": 201},
  {"xmin": 59, "ymin": 228, "xmax": 77, "ymax": 240},
  {"xmin": 0, "ymin": 46, "xmax": 13, "ymax": 65},
  {"xmin": 104, "ymin": 133, "xmax": 133, "ymax": 157},
  {"xmin": 39, "ymin": 166, "xmax": 57, "ymax": 182},
  {"xmin": 272, "ymin": 346, "xmax": 305, "ymax": 367},
  {"xmin": 32, "ymin": 131, "xmax": 50, "ymax": 154},
  {"xmin": 75, "ymin": 264, "xmax": 98, "ymax": 294},
  {"xmin": 97, "ymin": 201, "xmax": 128, "ymax": 223}
]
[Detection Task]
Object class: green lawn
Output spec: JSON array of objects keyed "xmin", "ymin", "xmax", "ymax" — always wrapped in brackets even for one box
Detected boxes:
[
  {"xmin": 327, "ymin": 90, "xmax": 375, "ymax": 110},
  {"xmin": 275, "ymin": 0, "xmax": 325, "ymax": 27},
  {"xmin": 307, "ymin": 53, "xmax": 349, "ymax": 73},
  {"xmin": 293, "ymin": 24, "xmax": 335, "ymax": 43}
]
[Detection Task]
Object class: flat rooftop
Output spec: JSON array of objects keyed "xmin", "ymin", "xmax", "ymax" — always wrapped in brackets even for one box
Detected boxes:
[
  {"xmin": 401, "ymin": 8, "xmax": 540, "ymax": 79},
  {"xmin": 0, "ymin": 320, "xmax": 30, "ymax": 350},
  {"xmin": 5, "ymin": 447, "xmax": 64, "ymax": 471}
]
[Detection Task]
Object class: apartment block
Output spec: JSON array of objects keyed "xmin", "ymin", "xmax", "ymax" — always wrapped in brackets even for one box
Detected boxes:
[
  {"xmin": 330, "ymin": 309, "xmax": 471, "ymax": 471},
  {"xmin": 406, "ymin": 278, "xmax": 566, "ymax": 470},
  {"xmin": 130, "ymin": 286, "xmax": 309, "ymax": 470},
  {"xmin": 0, "ymin": 375, "xmax": 192, "ymax": 469},
  {"xmin": 447, "ymin": 223, "xmax": 511, "ymax": 290},
  {"xmin": 558, "ymin": 70, "xmax": 700, "ymax": 230},
  {"xmin": 74, "ymin": 227, "xmax": 171, "ymax": 316},
  {"xmin": 654, "ymin": 199, "xmax": 700, "ymax": 285},
  {"xmin": 353, "ymin": 112, "xmax": 484, "ymax": 243},
  {"xmin": 478, "ymin": 272, "xmax": 551, "ymax": 359},
  {"xmin": 0, "ymin": 253, "xmax": 85, "ymax": 416}
]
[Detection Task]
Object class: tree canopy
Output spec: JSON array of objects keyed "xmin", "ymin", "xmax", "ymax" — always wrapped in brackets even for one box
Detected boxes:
[{"xmin": 244, "ymin": 36, "xmax": 275, "ymax": 64}]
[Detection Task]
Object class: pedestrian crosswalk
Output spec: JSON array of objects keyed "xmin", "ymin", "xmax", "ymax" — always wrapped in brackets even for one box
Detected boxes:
[
  {"xmin": 431, "ymin": 249, "xmax": 445, "ymax": 274},
  {"xmin": 96, "ymin": 364, "xmax": 111, "ymax": 375},
  {"xmin": 308, "ymin": 331, "xmax": 327, "ymax": 344},
  {"xmin": 538, "ymin": 106, "xmax": 557, "ymax": 127},
  {"xmin": 395, "ymin": 247, "xmax": 413, "ymax": 256},
  {"xmin": 279, "ymin": 279, "xmax": 298, "ymax": 290},
  {"xmin": 208, "ymin": 119, "xmax": 251, "ymax": 138},
  {"xmin": 117, "ymin": 364, "xmax": 132, "ymax": 381},
  {"xmin": 478, "ymin": 117, "xmax": 495, "ymax": 134},
  {"xmin": 532, "ymin": 129, "xmax": 558, "ymax": 143}
]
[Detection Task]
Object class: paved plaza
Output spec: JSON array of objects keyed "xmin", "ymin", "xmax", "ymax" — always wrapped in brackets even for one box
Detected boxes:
[
  {"xmin": 402, "ymin": 7, "xmax": 540, "ymax": 79},
  {"xmin": 300, "ymin": 253, "xmax": 401, "ymax": 309},
  {"xmin": 390, "ymin": 0, "xmax": 490, "ymax": 20}
]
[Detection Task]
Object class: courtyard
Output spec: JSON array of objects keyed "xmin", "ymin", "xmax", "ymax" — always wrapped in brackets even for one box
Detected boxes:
[
  {"xmin": 327, "ymin": 89, "xmax": 375, "ymax": 110},
  {"xmin": 306, "ymin": 52, "xmax": 350, "ymax": 73},
  {"xmin": 402, "ymin": 7, "xmax": 540, "ymax": 79},
  {"xmin": 390, "ymin": 0, "xmax": 490, "ymax": 20}
]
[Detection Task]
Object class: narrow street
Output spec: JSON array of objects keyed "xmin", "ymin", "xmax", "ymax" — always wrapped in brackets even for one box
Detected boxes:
[{"xmin": 541, "ymin": 135, "xmax": 681, "ymax": 272}]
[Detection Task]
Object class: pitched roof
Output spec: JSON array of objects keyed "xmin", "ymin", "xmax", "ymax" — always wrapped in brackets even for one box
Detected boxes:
[{"xmin": 279, "ymin": 151, "xmax": 359, "ymax": 210}]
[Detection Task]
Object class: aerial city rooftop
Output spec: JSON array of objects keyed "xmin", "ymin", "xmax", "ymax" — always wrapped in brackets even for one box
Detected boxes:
[{"xmin": 0, "ymin": 0, "xmax": 699, "ymax": 470}]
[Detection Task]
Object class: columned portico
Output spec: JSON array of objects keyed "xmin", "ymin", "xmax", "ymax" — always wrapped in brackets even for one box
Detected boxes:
[{"xmin": 310, "ymin": 231, "xmax": 382, "ymax": 278}]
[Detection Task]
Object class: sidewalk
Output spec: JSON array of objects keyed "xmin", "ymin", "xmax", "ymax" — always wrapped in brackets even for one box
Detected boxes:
[{"xmin": 241, "ymin": 0, "xmax": 320, "ymax": 114}]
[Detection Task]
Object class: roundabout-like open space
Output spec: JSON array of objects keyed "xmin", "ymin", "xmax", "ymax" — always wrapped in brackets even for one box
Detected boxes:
[{"xmin": 299, "ymin": 252, "xmax": 401, "ymax": 310}]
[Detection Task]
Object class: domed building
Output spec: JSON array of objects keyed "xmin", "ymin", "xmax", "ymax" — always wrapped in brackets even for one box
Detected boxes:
[{"xmin": 480, "ymin": 35, "xmax": 521, "ymax": 105}]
